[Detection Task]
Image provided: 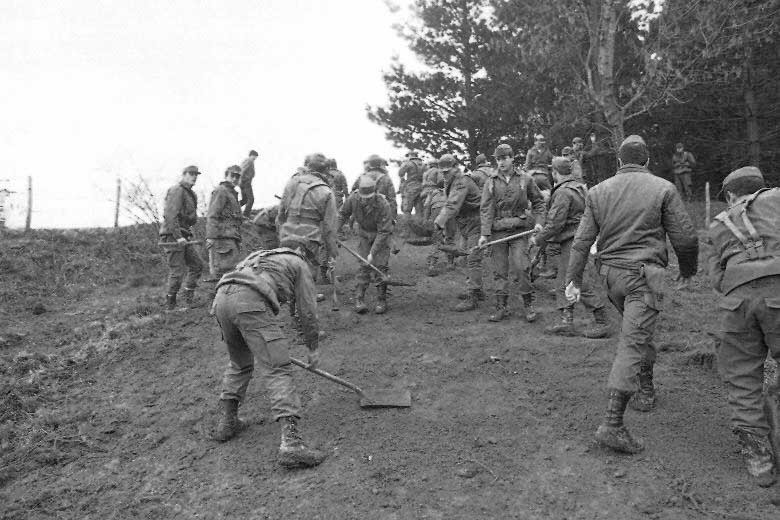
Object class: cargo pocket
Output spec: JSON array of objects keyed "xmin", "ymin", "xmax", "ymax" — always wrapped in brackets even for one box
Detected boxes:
[
  {"xmin": 718, "ymin": 295, "xmax": 746, "ymax": 333},
  {"xmin": 262, "ymin": 331, "xmax": 292, "ymax": 368},
  {"xmin": 765, "ymin": 297, "xmax": 780, "ymax": 334}
]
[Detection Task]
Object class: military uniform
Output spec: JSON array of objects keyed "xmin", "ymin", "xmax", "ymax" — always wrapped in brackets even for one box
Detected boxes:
[
  {"xmin": 213, "ymin": 247, "xmax": 326, "ymax": 467},
  {"xmin": 481, "ymin": 166, "xmax": 546, "ymax": 318},
  {"xmin": 566, "ymin": 135, "xmax": 698, "ymax": 454},
  {"xmin": 470, "ymin": 163, "xmax": 492, "ymax": 191},
  {"xmin": 327, "ymin": 168, "xmax": 348, "ymax": 208},
  {"xmin": 252, "ymin": 205, "xmax": 280, "ymax": 250},
  {"xmin": 421, "ymin": 165, "xmax": 442, "ymax": 219},
  {"xmin": 338, "ymin": 182, "xmax": 394, "ymax": 314},
  {"xmin": 426, "ymin": 187, "xmax": 455, "ymax": 271},
  {"xmin": 672, "ymin": 149, "xmax": 696, "ymax": 200},
  {"xmin": 277, "ymin": 168, "xmax": 339, "ymax": 264},
  {"xmin": 706, "ymin": 168, "xmax": 780, "ymax": 485},
  {"xmin": 399, "ymin": 157, "xmax": 425, "ymax": 215},
  {"xmin": 434, "ymin": 167, "xmax": 483, "ymax": 301},
  {"xmin": 239, "ymin": 156, "xmax": 256, "ymax": 217},
  {"xmin": 159, "ymin": 180, "xmax": 204, "ymax": 298},
  {"xmin": 206, "ymin": 180, "xmax": 243, "ymax": 279},
  {"xmin": 524, "ymin": 145, "xmax": 553, "ymax": 193}
]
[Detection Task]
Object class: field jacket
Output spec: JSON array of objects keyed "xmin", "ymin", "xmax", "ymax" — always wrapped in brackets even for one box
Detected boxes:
[
  {"xmin": 159, "ymin": 181, "xmax": 198, "ymax": 239},
  {"xmin": 480, "ymin": 168, "xmax": 546, "ymax": 237},
  {"xmin": 206, "ymin": 181, "xmax": 242, "ymax": 240}
]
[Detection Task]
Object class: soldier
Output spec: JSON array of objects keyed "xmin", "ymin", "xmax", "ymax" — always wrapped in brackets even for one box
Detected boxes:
[
  {"xmin": 524, "ymin": 134, "xmax": 554, "ymax": 197},
  {"xmin": 239, "ymin": 150, "xmax": 259, "ymax": 217},
  {"xmin": 159, "ymin": 165, "xmax": 205, "ymax": 310},
  {"xmin": 530, "ymin": 157, "xmax": 609, "ymax": 338},
  {"xmin": 211, "ymin": 238, "xmax": 326, "ymax": 468},
  {"xmin": 352, "ymin": 154, "xmax": 398, "ymax": 218},
  {"xmin": 398, "ymin": 151, "xmax": 425, "ymax": 217},
  {"xmin": 425, "ymin": 176, "xmax": 455, "ymax": 277},
  {"xmin": 672, "ymin": 142, "xmax": 696, "ymax": 201},
  {"xmin": 276, "ymin": 153, "xmax": 339, "ymax": 275},
  {"xmin": 583, "ymin": 133, "xmax": 614, "ymax": 186},
  {"xmin": 421, "ymin": 159, "xmax": 442, "ymax": 220},
  {"xmin": 565, "ymin": 135, "xmax": 698, "ymax": 454},
  {"xmin": 338, "ymin": 175, "xmax": 394, "ymax": 314},
  {"xmin": 252, "ymin": 205, "xmax": 280, "ymax": 250},
  {"xmin": 470, "ymin": 154, "xmax": 493, "ymax": 190},
  {"xmin": 205, "ymin": 165, "xmax": 243, "ymax": 282},
  {"xmin": 571, "ymin": 137, "xmax": 585, "ymax": 164},
  {"xmin": 326, "ymin": 158, "xmax": 348, "ymax": 209},
  {"xmin": 480, "ymin": 144, "xmax": 546, "ymax": 322},
  {"xmin": 706, "ymin": 166, "xmax": 780, "ymax": 487},
  {"xmin": 562, "ymin": 146, "xmax": 584, "ymax": 182},
  {"xmin": 434, "ymin": 154, "xmax": 485, "ymax": 309}
]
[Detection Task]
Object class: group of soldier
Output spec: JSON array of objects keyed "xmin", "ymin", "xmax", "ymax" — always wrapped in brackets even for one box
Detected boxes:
[{"xmin": 157, "ymin": 135, "xmax": 780, "ymax": 489}]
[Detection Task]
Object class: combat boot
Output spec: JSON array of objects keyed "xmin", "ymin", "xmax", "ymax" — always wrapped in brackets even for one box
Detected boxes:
[
  {"xmin": 374, "ymin": 283, "xmax": 388, "ymax": 314},
  {"xmin": 458, "ymin": 288, "xmax": 485, "ymax": 301},
  {"xmin": 595, "ymin": 389, "xmax": 644, "ymax": 454},
  {"xmin": 522, "ymin": 293, "xmax": 537, "ymax": 322},
  {"xmin": 545, "ymin": 307, "xmax": 576, "ymax": 336},
  {"xmin": 583, "ymin": 307, "xmax": 611, "ymax": 339},
  {"xmin": 454, "ymin": 289, "xmax": 480, "ymax": 312},
  {"xmin": 736, "ymin": 429, "xmax": 777, "ymax": 487},
  {"xmin": 165, "ymin": 293, "xmax": 177, "ymax": 311},
  {"xmin": 319, "ymin": 265, "xmax": 331, "ymax": 285},
  {"xmin": 426, "ymin": 257, "xmax": 438, "ymax": 277},
  {"xmin": 354, "ymin": 286, "xmax": 368, "ymax": 314},
  {"xmin": 488, "ymin": 295, "xmax": 509, "ymax": 322},
  {"xmin": 278, "ymin": 416, "xmax": 327, "ymax": 469},
  {"xmin": 630, "ymin": 360, "xmax": 656, "ymax": 412},
  {"xmin": 213, "ymin": 399, "xmax": 246, "ymax": 442},
  {"xmin": 181, "ymin": 288, "xmax": 205, "ymax": 309}
]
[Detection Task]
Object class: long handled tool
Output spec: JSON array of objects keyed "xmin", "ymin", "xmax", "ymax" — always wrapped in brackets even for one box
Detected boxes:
[
  {"xmin": 158, "ymin": 240, "xmax": 204, "ymax": 246},
  {"xmin": 328, "ymin": 264, "xmax": 339, "ymax": 311},
  {"xmin": 290, "ymin": 357, "xmax": 411, "ymax": 408},
  {"xmin": 337, "ymin": 241, "xmax": 416, "ymax": 287},
  {"xmin": 474, "ymin": 229, "xmax": 536, "ymax": 250}
]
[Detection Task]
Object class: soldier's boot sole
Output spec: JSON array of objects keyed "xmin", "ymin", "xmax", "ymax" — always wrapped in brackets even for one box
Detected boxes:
[
  {"xmin": 595, "ymin": 425, "xmax": 644, "ymax": 454},
  {"xmin": 278, "ymin": 446, "xmax": 328, "ymax": 469}
]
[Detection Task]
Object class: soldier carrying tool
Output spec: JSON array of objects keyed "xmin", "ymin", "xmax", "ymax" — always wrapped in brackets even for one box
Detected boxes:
[{"xmin": 706, "ymin": 166, "xmax": 780, "ymax": 487}]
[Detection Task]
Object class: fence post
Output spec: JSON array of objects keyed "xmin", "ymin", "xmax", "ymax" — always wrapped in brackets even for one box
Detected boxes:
[
  {"xmin": 114, "ymin": 177, "xmax": 121, "ymax": 228},
  {"xmin": 25, "ymin": 176, "xmax": 32, "ymax": 233},
  {"xmin": 704, "ymin": 181, "xmax": 711, "ymax": 228}
]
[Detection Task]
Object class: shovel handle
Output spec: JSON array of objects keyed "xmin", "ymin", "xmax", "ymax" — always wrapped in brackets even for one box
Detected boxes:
[
  {"xmin": 338, "ymin": 241, "xmax": 387, "ymax": 279},
  {"xmin": 158, "ymin": 240, "xmax": 203, "ymax": 246},
  {"xmin": 290, "ymin": 357, "xmax": 365, "ymax": 396},
  {"xmin": 472, "ymin": 229, "xmax": 535, "ymax": 251}
]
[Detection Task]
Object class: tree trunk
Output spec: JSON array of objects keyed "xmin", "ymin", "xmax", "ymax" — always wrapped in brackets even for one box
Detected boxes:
[
  {"xmin": 743, "ymin": 61, "xmax": 760, "ymax": 166},
  {"xmin": 595, "ymin": 0, "xmax": 625, "ymax": 151}
]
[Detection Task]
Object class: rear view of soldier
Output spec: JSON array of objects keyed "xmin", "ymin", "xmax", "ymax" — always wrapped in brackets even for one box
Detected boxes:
[{"xmin": 706, "ymin": 166, "xmax": 780, "ymax": 487}]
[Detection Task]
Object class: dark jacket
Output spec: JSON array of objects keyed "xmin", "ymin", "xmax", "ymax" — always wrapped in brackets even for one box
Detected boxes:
[
  {"xmin": 434, "ymin": 169, "xmax": 482, "ymax": 229},
  {"xmin": 159, "ymin": 181, "xmax": 199, "ymax": 239},
  {"xmin": 566, "ymin": 163, "xmax": 699, "ymax": 285},
  {"xmin": 277, "ymin": 170, "xmax": 339, "ymax": 260},
  {"xmin": 480, "ymin": 168, "xmax": 546, "ymax": 237},
  {"xmin": 239, "ymin": 157, "xmax": 255, "ymax": 187},
  {"xmin": 338, "ymin": 191, "xmax": 393, "ymax": 256},
  {"xmin": 352, "ymin": 168, "xmax": 397, "ymax": 217},
  {"xmin": 399, "ymin": 159, "xmax": 424, "ymax": 185},
  {"xmin": 524, "ymin": 146, "xmax": 553, "ymax": 171},
  {"xmin": 706, "ymin": 188, "xmax": 780, "ymax": 295},
  {"xmin": 217, "ymin": 249, "xmax": 318, "ymax": 346},
  {"xmin": 206, "ymin": 181, "xmax": 242, "ymax": 240},
  {"xmin": 536, "ymin": 178, "xmax": 587, "ymax": 245}
]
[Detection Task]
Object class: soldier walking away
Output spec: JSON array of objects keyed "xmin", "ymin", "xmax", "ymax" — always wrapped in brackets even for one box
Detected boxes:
[
  {"xmin": 562, "ymin": 146, "xmax": 585, "ymax": 182},
  {"xmin": 480, "ymin": 144, "xmax": 546, "ymax": 322},
  {"xmin": 252, "ymin": 205, "xmax": 280, "ymax": 250},
  {"xmin": 353, "ymin": 154, "xmax": 398, "ymax": 218},
  {"xmin": 276, "ymin": 153, "xmax": 339, "ymax": 279},
  {"xmin": 398, "ymin": 151, "xmax": 425, "ymax": 216},
  {"xmin": 706, "ymin": 166, "xmax": 780, "ymax": 487},
  {"xmin": 339, "ymin": 175, "xmax": 394, "ymax": 314},
  {"xmin": 583, "ymin": 133, "xmax": 614, "ymax": 186},
  {"xmin": 433, "ymin": 154, "xmax": 485, "ymax": 308},
  {"xmin": 421, "ymin": 158, "xmax": 442, "ymax": 220},
  {"xmin": 159, "ymin": 165, "xmax": 205, "ymax": 310},
  {"xmin": 326, "ymin": 158, "xmax": 348, "ymax": 209},
  {"xmin": 205, "ymin": 165, "xmax": 243, "ymax": 283},
  {"xmin": 239, "ymin": 150, "xmax": 259, "ymax": 217},
  {"xmin": 211, "ymin": 239, "xmax": 327, "ymax": 469},
  {"xmin": 469, "ymin": 153, "xmax": 493, "ymax": 190},
  {"xmin": 672, "ymin": 142, "xmax": 696, "ymax": 202},
  {"xmin": 524, "ymin": 134, "xmax": 554, "ymax": 198},
  {"xmin": 565, "ymin": 135, "xmax": 698, "ymax": 454},
  {"xmin": 531, "ymin": 157, "xmax": 609, "ymax": 338}
]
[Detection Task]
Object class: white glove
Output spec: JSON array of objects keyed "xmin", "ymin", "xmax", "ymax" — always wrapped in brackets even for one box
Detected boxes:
[
  {"xmin": 478, "ymin": 236, "xmax": 488, "ymax": 248},
  {"xmin": 565, "ymin": 282, "xmax": 581, "ymax": 304},
  {"xmin": 176, "ymin": 237, "xmax": 187, "ymax": 244},
  {"xmin": 533, "ymin": 223, "xmax": 543, "ymax": 233},
  {"xmin": 366, "ymin": 253, "xmax": 374, "ymax": 265}
]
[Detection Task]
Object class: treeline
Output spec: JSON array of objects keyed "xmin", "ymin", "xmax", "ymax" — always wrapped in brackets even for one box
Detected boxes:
[{"xmin": 368, "ymin": 0, "xmax": 780, "ymax": 187}]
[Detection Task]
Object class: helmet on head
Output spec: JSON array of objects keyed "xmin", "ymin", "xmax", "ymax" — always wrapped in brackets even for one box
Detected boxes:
[
  {"xmin": 406, "ymin": 151, "xmax": 419, "ymax": 159},
  {"xmin": 365, "ymin": 154, "xmax": 388, "ymax": 170},
  {"xmin": 438, "ymin": 154, "xmax": 457, "ymax": 169},
  {"xmin": 304, "ymin": 153, "xmax": 328, "ymax": 173},
  {"xmin": 357, "ymin": 175, "xmax": 377, "ymax": 198},
  {"xmin": 474, "ymin": 153, "xmax": 488, "ymax": 166},
  {"xmin": 493, "ymin": 144, "xmax": 513, "ymax": 157}
]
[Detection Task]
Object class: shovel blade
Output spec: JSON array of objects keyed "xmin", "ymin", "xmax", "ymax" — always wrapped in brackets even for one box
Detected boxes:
[{"xmin": 358, "ymin": 389, "xmax": 412, "ymax": 408}]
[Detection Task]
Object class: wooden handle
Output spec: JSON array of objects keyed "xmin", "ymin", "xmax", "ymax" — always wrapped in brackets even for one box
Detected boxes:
[
  {"xmin": 290, "ymin": 357, "xmax": 364, "ymax": 396},
  {"xmin": 338, "ymin": 241, "xmax": 386, "ymax": 278},
  {"xmin": 158, "ymin": 240, "xmax": 203, "ymax": 246}
]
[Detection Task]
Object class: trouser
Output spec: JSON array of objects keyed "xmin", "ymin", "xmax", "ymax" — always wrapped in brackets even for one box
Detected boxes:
[
  {"xmin": 426, "ymin": 207, "xmax": 456, "ymax": 264},
  {"xmin": 601, "ymin": 264, "xmax": 660, "ymax": 391},
  {"xmin": 718, "ymin": 276, "xmax": 780, "ymax": 436},
  {"xmin": 356, "ymin": 234, "xmax": 390, "ymax": 290},
  {"xmin": 240, "ymin": 183, "xmax": 255, "ymax": 217},
  {"xmin": 554, "ymin": 239, "xmax": 604, "ymax": 311},
  {"xmin": 402, "ymin": 182, "xmax": 423, "ymax": 215},
  {"xmin": 162, "ymin": 236, "xmax": 204, "ymax": 294},
  {"xmin": 491, "ymin": 233, "xmax": 531, "ymax": 296},
  {"xmin": 207, "ymin": 238, "xmax": 240, "ymax": 279},
  {"xmin": 546, "ymin": 241, "xmax": 561, "ymax": 269},
  {"xmin": 459, "ymin": 216, "xmax": 483, "ymax": 291},
  {"xmin": 256, "ymin": 227, "xmax": 280, "ymax": 250},
  {"xmin": 214, "ymin": 284, "xmax": 301, "ymax": 420},
  {"xmin": 674, "ymin": 172, "xmax": 693, "ymax": 200}
]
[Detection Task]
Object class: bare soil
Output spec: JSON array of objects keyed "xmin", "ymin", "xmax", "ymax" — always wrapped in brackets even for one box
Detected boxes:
[{"xmin": 1, "ymin": 216, "xmax": 779, "ymax": 519}]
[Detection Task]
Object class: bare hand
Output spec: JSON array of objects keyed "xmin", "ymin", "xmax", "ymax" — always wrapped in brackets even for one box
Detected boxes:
[
  {"xmin": 565, "ymin": 282, "xmax": 581, "ymax": 304},
  {"xmin": 176, "ymin": 237, "xmax": 187, "ymax": 244},
  {"xmin": 478, "ymin": 236, "xmax": 488, "ymax": 248},
  {"xmin": 366, "ymin": 253, "xmax": 374, "ymax": 265},
  {"xmin": 533, "ymin": 223, "xmax": 543, "ymax": 233}
]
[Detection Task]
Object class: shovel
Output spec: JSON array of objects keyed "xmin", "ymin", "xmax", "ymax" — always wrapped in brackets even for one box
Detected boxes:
[
  {"xmin": 290, "ymin": 357, "xmax": 412, "ymax": 408},
  {"xmin": 337, "ymin": 241, "xmax": 416, "ymax": 287}
]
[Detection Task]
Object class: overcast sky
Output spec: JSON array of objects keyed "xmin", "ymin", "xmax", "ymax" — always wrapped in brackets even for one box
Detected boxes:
[{"xmin": 0, "ymin": 0, "xmax": 414, "ymax": 228}]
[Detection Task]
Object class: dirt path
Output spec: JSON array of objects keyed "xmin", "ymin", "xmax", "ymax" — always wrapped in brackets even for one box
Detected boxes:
[{"xmin": 1, "ymin": 237, "xmax": 779, "ymax": 519}]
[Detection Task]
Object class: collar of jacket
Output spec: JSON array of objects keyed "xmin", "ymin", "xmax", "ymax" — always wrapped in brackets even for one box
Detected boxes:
[
  {"xmin": 178, "ymin": 181, "xmax": 195, "ymax": 191},
  {"xmin": 489, "ymin": 167, "xmax": 522, "ymax": 179},
  {"xmin": 616, "ymin": 163, "xmax": 650, "ymax": 175},
  {"xmin": 219, "ymin": 180, "xmax": 236, "ymax": 189},
  {"xmin": 551, "ymin": 177, "xmax": 578, "ymax": 192}
]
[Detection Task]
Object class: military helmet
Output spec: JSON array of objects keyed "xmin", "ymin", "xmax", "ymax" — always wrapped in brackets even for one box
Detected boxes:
[
  {"xmin": 474, "ymin": 153, "xmax": 488, "ymax": 166},
  {"xmin": 406, "ymin": 151, "xmax": 420, "ymax": 159},
  {"xmin": 304, "ymin": 153, "xmax": 329, "ymax": 173},
  {"xmin": 493, "ymin": 143, "xmax": 513, "ymax": 157},
  {"xmin": 561, "ymin": 146, "xmax": 573, "ymax": 156},
  {"xmin": 438, "ymin": 154, "xmax": 457, "ymax": 169},
  {"xmin": 365, "ymin": 154, "xmax": 388, "ymax": 170},
  {"xmin": 357, "ymin": 175, "xmax": 377, "ymax": 198}
]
